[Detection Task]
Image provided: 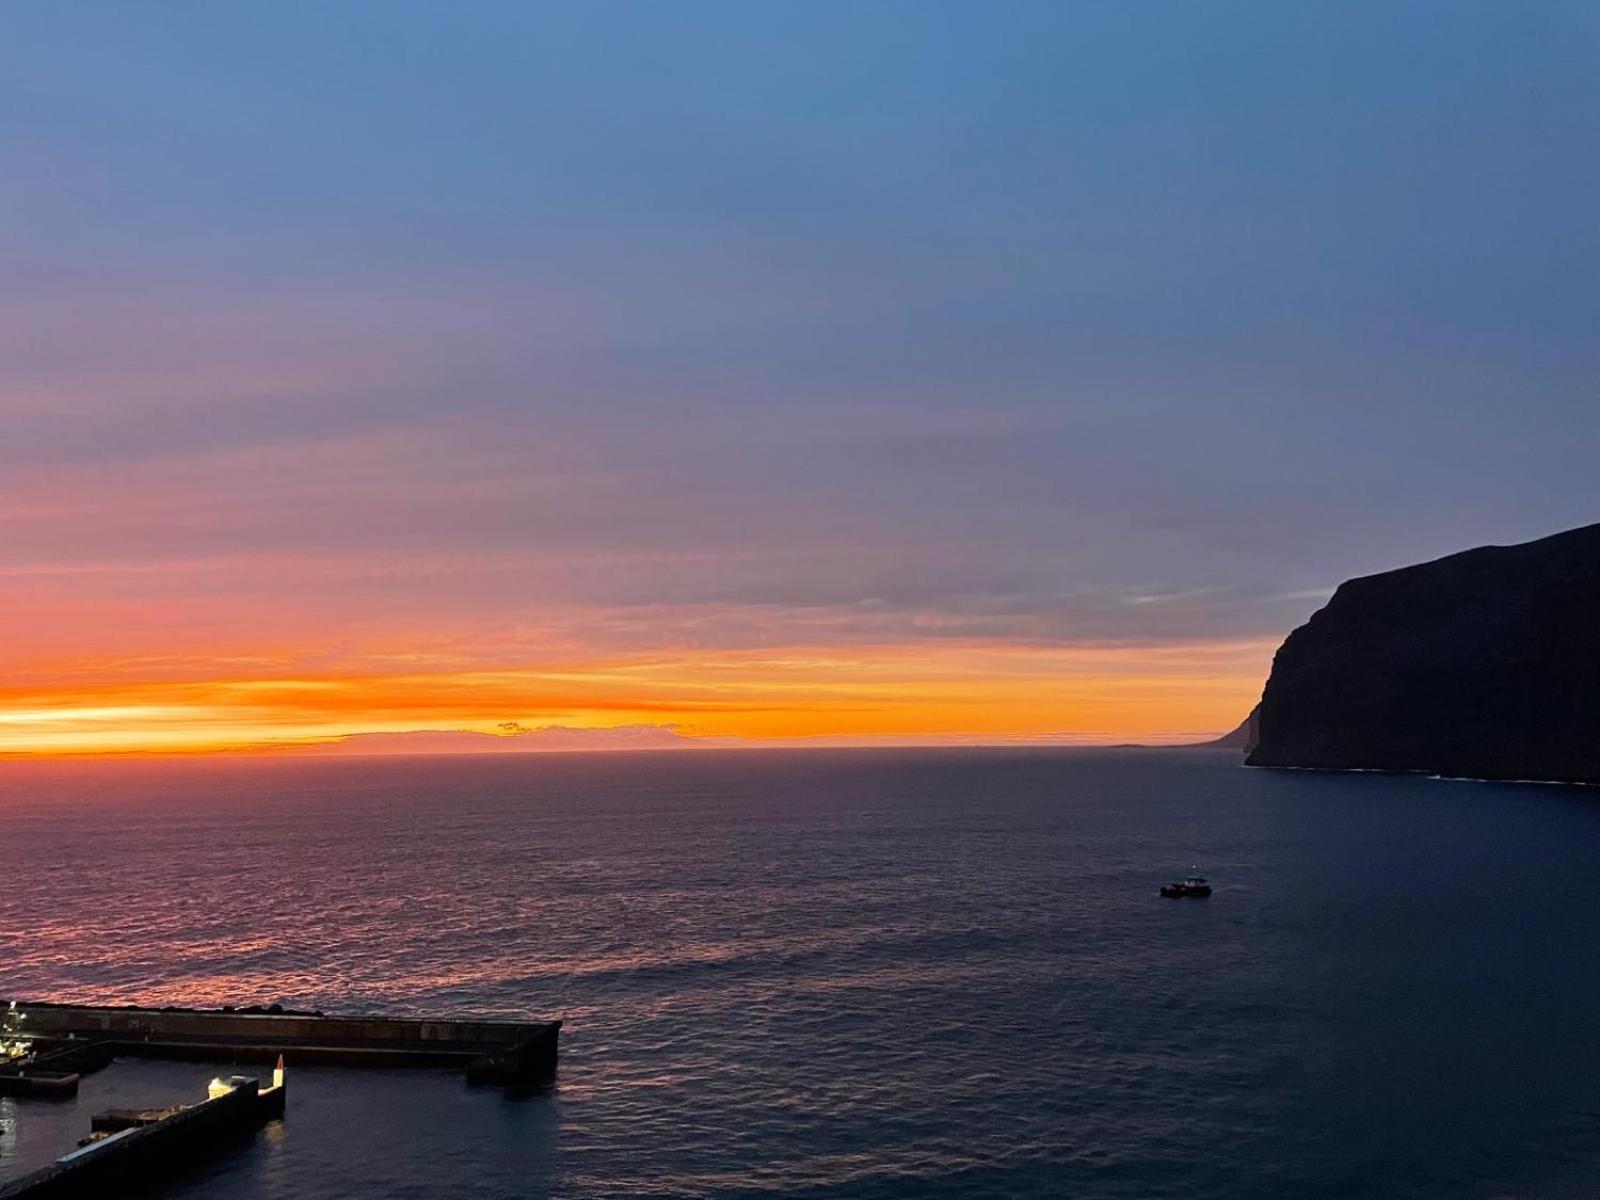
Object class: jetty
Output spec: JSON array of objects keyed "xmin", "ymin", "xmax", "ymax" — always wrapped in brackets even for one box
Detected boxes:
[
  {"xmin": 0, "ymin": 1042, "xmax": 114, "ymax": 1099},
  {"xmin": 5, "ymin": 1000, "xmax": 560, "ymax": 1085},
  {"xmin": 0, "ymin": 1067, "xmax": 285, "ymax": 1199}
]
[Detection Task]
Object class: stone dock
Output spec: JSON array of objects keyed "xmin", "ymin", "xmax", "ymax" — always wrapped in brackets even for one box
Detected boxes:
[
  {"xmin": 7, "ymin": 1000, "xmax": 561, "ymax": 1085},
  {"xmin": 0, "ymin": 1071, "xmax": 285, "ymax": 1199}
]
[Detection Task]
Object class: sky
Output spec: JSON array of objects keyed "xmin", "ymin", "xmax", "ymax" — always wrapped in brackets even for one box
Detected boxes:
[{"xmin": 3, "ymin": 2, "xmax": 1598, "ymax": 754}]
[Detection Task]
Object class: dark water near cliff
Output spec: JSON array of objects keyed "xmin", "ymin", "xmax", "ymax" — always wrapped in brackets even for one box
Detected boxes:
[{"xmin": 4, "ymin": 748, "xmax": 1600, "ymax": 1198}]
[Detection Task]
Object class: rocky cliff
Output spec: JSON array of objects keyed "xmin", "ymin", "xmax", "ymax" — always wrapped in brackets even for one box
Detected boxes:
[
  {"xmin": 1246, "ymin": 523, "xmax": 1600, "ymax": 785},
  {"xmin": 1198, "ymin": 705, "xmax": 1259, "ymax": 752}
]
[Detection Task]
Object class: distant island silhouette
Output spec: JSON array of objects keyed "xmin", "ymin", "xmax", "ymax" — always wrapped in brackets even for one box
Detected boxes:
[{"xmin": 1238, "ymin": 522, "xmax": 1600, "ymax": 785}]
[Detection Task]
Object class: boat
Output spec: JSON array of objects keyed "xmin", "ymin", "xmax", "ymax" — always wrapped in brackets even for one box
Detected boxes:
[{"xmin": 1160, "ymin": 872, "xmax": 1212, "ymax": 898}]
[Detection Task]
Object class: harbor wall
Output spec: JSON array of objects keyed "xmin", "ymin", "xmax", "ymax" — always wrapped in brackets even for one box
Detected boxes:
[
  {"xmin": 10, "ymin": 1003, "xmax": 543, "ymax": 1047},
  {"xmin": 0, "ymin": 1078, "xmax": 273, "ymax": 1199},
  {"xmin": 5, "ymin": 1001, "xmax": 559, "ymax": 1078}
]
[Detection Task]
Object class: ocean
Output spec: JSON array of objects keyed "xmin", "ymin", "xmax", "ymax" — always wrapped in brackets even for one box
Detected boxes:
[{"xmin": 3, "ymin": 748, "xmax": 1600, "ymax": 1199}]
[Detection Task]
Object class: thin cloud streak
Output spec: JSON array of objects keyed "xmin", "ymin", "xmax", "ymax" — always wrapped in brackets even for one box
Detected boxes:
[{"xmin": 0, "ymin": 638, "xmax": 1275, "ymax": 755}]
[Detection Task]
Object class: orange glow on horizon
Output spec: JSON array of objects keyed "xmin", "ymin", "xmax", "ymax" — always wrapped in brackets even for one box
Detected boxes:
[{"xmin": 0, "ymin": 638, "xmax": 1273, "ymax": 757}]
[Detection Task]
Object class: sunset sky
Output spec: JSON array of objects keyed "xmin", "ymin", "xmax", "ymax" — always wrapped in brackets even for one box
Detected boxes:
[{"xmin": 5, "ymin": 3, "xmax": 1599, "ymax": 754}]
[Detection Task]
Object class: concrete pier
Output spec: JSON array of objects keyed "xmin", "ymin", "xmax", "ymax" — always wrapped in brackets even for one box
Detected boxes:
[
  {"xmin": 0, "ymin": 1073, "xmax": 284, "ymax": 1199},
  {"xmin": 0, "ymin": 1069, "xmax": 78, "ymax": 1100},
  {"xmin": 7, "ymin": 1000, "xmax": 560, "ymax": 1083},
  {"xmin": 0, "ymin": 1042, "xmax": 115, "ymax": 1098}
]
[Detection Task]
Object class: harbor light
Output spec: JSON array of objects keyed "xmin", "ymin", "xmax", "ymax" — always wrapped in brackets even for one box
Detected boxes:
[{"xmin": 1, "ymin": 1002, "xmax": 30, "ymax": 1060}]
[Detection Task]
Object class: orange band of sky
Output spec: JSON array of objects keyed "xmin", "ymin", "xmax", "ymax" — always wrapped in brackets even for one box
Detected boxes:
[{"xmin": 0, "ymin": 637, "xmax": 1272, "ymax": 756}]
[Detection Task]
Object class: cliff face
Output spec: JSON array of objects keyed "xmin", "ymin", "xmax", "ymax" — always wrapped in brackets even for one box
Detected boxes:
[
  {"xmin": 1200, "ymin": 705, "xmax": 1259, "ymax": 752},
  {"xmin": 1246, "ymin": 523, "xmax": 1600, "ymax": 785}
]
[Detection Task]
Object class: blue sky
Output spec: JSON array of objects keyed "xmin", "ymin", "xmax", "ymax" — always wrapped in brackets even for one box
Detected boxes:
[{"xmin": 2, "ymin": 2, "xmax": 1598, "ymax": 748}]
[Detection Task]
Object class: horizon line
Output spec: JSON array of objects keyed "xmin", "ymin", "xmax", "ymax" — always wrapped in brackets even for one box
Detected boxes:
[{"xmin": 0, "ymin": 725, "xmax": 1239, "ymax": 763}]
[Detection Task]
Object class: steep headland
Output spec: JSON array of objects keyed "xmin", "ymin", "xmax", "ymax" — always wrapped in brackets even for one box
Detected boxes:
[
  {"xmin": 1198, "ymin": 705, "xmax": 1259, "ymax": 752},
  {"xmin": 1246, "ymin": 522, "xmax": 1600, "ymax": 785}
]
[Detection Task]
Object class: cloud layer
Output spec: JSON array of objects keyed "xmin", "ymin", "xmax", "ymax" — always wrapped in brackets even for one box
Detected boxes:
[{"xmin": 3, "ymin": 4, "xmax": 1598, "ymax": 752}]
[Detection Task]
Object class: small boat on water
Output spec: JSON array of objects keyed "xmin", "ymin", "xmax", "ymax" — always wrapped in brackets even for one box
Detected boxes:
[{"xmin": 1160, "ymin": 872, "xmax": 1212, "ymax": 898}]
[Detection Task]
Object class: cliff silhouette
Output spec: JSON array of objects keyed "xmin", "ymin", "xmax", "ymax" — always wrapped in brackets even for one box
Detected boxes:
[{"xmin": 1247, "ymin": 522, "xmax": 1600, "ymax": 785}]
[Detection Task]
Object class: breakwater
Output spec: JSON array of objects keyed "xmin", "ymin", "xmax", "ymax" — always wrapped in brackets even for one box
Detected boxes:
[
  {"xmin": 0, "ymin": 1072, "xmax": 284, "ymax": 1199},
  {"xmin": 8, "ymin": 1001, "xmax": 560, "ymax": 1083}
]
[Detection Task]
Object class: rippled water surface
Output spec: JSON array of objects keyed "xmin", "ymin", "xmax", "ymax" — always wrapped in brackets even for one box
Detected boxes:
[{"xmin": 4, "ymin": 748, "xmax": 1600, "ymax": 1198}]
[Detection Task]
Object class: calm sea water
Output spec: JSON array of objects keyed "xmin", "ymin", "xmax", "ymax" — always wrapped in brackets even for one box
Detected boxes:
[{"xmin": 3, "ymin": 748, "xmax": 1600, "ymax": 1199}]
